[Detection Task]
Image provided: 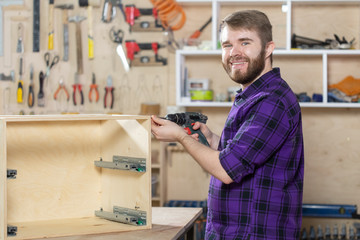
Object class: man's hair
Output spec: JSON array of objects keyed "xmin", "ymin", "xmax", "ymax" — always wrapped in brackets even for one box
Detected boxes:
[{"xmin": 220, "ymin": 10, "xmax": 273, "ymax": 49}]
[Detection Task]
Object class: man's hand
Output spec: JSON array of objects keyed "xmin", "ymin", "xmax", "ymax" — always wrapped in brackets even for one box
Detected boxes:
[
  {"xmin": 151, "ymin": 115, "xmax": 187, "ymax": 142},
  {"xmin": 191, "ymin": 121, "xmax": 220, "ymax": 149},
  {"xmin": 152, "ymin": 115, "xmax": 232, "ymax": 184}
]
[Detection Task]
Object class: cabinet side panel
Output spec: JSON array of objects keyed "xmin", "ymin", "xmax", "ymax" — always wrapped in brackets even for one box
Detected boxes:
[
  {"xmin": 0, "ymin": 120, "xmax": 6, "ymax": 239},
  {"xmin": 100, "ymin": 118, "xmax": 151, "ymax": 228},
  {"xmin": 6, "ymin": 121, "xmax": 102, "ymax": 223}
]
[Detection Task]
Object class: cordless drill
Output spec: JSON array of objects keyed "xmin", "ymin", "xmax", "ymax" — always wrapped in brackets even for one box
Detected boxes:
[{"xmin": 164, "ymin": 112, "xmax": 210, "ymax": 146}]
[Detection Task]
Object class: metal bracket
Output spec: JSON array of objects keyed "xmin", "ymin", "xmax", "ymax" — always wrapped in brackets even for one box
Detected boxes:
[
  {"xmin": 94, "ymin": 156, "xmax": 146, "ymax": 172},
  {"xmin": 7, "ymin": 169, "xmax": 17, "ymax": 179},
  {"xmin": 95, "ymin": 206, "xmax": 146, "ymax": 226},
  {"xmin": 7, "ymin": 225, "xmax": 17, "ymax": 236},
  {"xmin": 0, "ymin": 70, "xmax": 15, "ymax": 82}
]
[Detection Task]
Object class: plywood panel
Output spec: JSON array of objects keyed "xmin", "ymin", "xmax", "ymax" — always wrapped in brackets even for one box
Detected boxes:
[
  {"xmin": 301, "ymin": 108, "xmax": 360, "ymax": 206},
  {"xmin": 328, "ymin": 55, "xmax": 360, "ymax": 85},
  {"xmin": 292, "ymin": 4, "xmax": 360, "ymax": 49},
  {"xmin": 0, "ymin": 120, "xmax": 6, "ymax": 239},
  {"xmin": 274, "ymin": 55, "xmax": 323, "ymax": 96},
  {"xmin": 6, "ymin": 121, "xmax": 102, "ymax": 222}
]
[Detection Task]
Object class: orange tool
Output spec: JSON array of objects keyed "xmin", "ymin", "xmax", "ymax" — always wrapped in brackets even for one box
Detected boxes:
[
  {"xmin": 189, "ymin": 17, "xmax": 212, "ymax": 39},
  {"xmin": 28, "ymin": 65, "xmax": 34, "ymax": 107},
  {"xmin": 54, "ymin": 78, "xmax": 70, "ymax": 101},
  {"xmin": 89, "ymin": 73, "xmax": 99, "ymax": 102}
]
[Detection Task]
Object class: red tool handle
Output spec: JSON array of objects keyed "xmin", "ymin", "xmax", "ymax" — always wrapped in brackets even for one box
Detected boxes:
[
  {"xmin": 73, "ymin": 84, "xmax": 84, "ymax": 106},
  {"xmin": 104, "ymin": 87, "xmax": 114, "ymax": 109}
]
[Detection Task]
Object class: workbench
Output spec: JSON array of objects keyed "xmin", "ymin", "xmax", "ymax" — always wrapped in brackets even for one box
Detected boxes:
[{"xmin": 33, "ymin": 207, "xmax": 203, "ymax": 240}]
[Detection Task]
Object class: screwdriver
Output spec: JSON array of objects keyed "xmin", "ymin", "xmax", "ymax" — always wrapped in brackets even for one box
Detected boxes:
[
  {"xmin": 17, "ymin": 56, "xmax": 24, "ymax": 103},
  {"xmin": 28, "ymin": 65, "xmax": 34, "ymax": 107},
  {"xmin": 38, "ymin": 71, "xmax": 45, "ymax": 107},
  {"xmin": 189, "ymin": 17, "xmax": 212, "ymax": 39}
]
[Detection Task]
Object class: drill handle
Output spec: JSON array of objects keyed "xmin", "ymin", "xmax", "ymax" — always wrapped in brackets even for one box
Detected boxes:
[{"xmin": 184, "ymin": 125, "xmax": 210, "ymax": 147}]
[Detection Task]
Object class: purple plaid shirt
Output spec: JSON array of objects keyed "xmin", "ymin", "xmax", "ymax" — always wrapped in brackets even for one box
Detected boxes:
[{"xmin": 205, "ymin": 68, "xmax": 304, "ymax": 240}]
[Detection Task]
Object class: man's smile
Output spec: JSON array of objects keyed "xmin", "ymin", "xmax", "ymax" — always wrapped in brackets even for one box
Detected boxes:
[{"xmin": 230, "ymin": 60, "xmax": 248, "ymax": 69}]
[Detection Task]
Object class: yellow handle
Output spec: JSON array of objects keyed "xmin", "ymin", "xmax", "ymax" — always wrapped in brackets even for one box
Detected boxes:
[
  {"xmin": 48, "ymin": 33, "xmax": 54, "ymax": 50},
  {"xmin": 17, "ymin": 80, "xmax": 23, "ymax": 103},
  {"xmin": 48, "ymin": 3, "xmax": 54, "ymax": 50},
  {"xmin": 88, "ymin": 37, "xmax": 94, "ymax": 59}
]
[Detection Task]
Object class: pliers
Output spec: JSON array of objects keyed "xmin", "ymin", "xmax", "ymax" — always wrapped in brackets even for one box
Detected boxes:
[
  {"xmin": 104, "ymin": 75, "xmax": 114, "ymax": 109},
  {"xmin": 72, "ymin": 73, "xmax": 84, "ymax": 105},
  {"xmin": 89, "ymin": 73, "xmax": 99, "ymax": 102},
  {"xmin": 54, "ymin": 78, "xmax": 70, "ymax": 101}
]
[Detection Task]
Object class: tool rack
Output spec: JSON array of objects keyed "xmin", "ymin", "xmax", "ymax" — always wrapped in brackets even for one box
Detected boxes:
[{"xmin": 0, "ymin": 114, "xmax": 152, "ymax": 239}]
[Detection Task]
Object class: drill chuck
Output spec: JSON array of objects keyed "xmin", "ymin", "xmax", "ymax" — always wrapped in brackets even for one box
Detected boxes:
[
  {"xmin": 165, "ymin": 112, "xmax": 208, "ymax": 125},
  {"xmin": 165, "ymin": 113, "xmax": 187, "ymax": 125}
]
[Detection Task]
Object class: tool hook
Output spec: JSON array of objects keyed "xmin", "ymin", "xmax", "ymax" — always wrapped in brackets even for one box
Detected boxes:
[{"xmin": 109, "ymin": 27, "xmax": 124, "ymax": 44}]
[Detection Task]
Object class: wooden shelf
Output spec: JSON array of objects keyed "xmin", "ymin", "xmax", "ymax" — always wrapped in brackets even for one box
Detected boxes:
[{"xmin": 175, "ymin": 1, "xmax": 360, "ymax": 108}]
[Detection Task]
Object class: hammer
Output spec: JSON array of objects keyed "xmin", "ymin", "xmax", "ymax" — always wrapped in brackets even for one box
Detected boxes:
[
  {"xmin": 68, "ymin": 16, "xmax": 86, "ymax": 74},
  {"xmin": 55, "ymin": 4, "xmax": 74, "ymax": 61},
  {"xmin": 79, "ymin": 0, "xmax": 101, "ymax": 60},
  {"xmin": 48, "ymin": 0, "xmax": 54, "ymax": 50}
]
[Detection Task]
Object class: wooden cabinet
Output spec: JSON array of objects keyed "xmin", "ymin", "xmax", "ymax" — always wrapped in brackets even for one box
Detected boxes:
[
  {"xmin": 176, "ymin": 0, "xmax": 360, "ymax": 108},
  {"xmin": 0, "ymin": 115, "xmax": 152, "ymax": 239}
]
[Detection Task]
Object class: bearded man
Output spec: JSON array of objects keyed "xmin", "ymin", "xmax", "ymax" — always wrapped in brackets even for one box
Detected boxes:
[{"xmin": 151, "ymin": 10, "xmax": 304, "ymax": 240}]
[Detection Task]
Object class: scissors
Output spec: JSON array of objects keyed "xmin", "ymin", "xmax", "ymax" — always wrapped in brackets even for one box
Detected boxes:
[{"xmin": 44, "ymin": 52, "xmax": 59, "ymax": 78}]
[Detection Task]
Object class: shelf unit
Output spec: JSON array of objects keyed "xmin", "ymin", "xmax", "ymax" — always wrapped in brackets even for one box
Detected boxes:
[
  {"xmin": 176, "ymin": 0, "xmax": 360, "ymax": 108},
  {"xmin": 151, "ymin": 141, "xmax": 167, "ymax": 207}
]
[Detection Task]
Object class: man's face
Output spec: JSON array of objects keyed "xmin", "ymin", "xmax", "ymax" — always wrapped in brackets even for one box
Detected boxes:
[{"xmin": 221, "ymin": 26, "xmax": 266, "ymax": 87}]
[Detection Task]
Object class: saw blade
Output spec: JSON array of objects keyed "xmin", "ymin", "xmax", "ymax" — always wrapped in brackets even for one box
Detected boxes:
[{"xmin": 116, "ymin": 44, "xmax": 130, "ymax": 72}]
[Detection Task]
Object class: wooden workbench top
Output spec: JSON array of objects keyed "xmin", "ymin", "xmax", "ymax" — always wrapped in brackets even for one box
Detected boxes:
[{"xmin": 35, "ymin": 207, "xmax": 203, "ymax": 240}]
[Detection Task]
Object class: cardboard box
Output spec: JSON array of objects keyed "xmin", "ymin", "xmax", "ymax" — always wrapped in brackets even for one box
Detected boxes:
[{"xmin": 0, "ymin": 115, "xmax": 152, "ymax": 239}]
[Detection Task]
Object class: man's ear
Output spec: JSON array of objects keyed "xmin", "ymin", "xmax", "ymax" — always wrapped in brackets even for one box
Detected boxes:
[{"xmin": 265, "ymin": 41, "xmax": 275, "ymax": 58}]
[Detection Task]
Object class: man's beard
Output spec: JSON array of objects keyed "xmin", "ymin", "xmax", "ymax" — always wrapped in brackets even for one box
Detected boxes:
[{"xmin": 223, "ymin": 48, "xmax": 266, "ymax": 85}]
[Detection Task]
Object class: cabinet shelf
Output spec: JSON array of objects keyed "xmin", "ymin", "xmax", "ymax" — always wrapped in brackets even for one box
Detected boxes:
[{"xmin": 175, "ymin": 0, "xmax": 360, "ymax": 108}]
